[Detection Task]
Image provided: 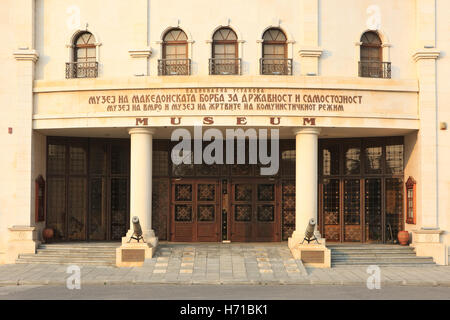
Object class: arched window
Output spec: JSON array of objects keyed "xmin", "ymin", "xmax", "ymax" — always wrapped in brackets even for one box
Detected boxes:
[
  {"xmin": 159, "ymin": 28, "xmax": 190, "ymax": 75},
  {"xmin": 261, "ymin": 28, "xmax": 291, "ymax": 75},
  {"xmin": 359, "ymin": 31, "xmax": 390, "ymax": 78},
  {"xmin": 210, "ymin": 27, "xmax": 240, "ymax": 75},
  {"xmin": 66, "ymin": 32, "xmax": 98, "ymax": 78}
]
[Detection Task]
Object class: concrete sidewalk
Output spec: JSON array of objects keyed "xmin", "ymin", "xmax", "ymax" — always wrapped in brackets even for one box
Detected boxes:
[{"xmin": 0, "ymin": 243, "xmax": 449, "ymax": 287}]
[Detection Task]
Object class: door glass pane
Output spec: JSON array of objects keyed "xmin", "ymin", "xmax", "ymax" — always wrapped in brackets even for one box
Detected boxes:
[
  {"xmin": 365, "ymin": 178, "xmax": 382, "ymax": 242},
  {"xmin": 344, "ymin": 179, "xmax": 361, "ymax": 242},
  {"xmin": 365, "ymin": 145, "xmax": 382, "ymax": 174},
  {"xmin": 198, "ymin": 205, "xmax": 215, "ymax": 222},
  {"xmin": 89, "ymin": 143, "xmax": 107, "ymax": 175},
  {"xmin": 344, "ymin": 145, "xmax": 360, "ymax": 175},
  {"xmin": 48, "ymin": 144, "xmax": 66, "ymax": 175},
  {"xmin": 323, "ymin": 179, "xmax": 340, "ymax": 241},
  {"xmin": 89, "ymin": 178, "xmax": 107, "ymax": 241},
  {"xmin": 153, "ymin": 151, "xmax": 169, "ymax": 176},
  {"xmin": 235, "ymin": 205, "xmax": 252, "ymax": 221},
  {"xmin": 198, "ymin": 184, "xmax": 215, "ymax": 201},
  {"xmin": 385, "ymin": 178, "xmax": 403, "ymax": 242},
  {"xmin": 257, "ymin": 205, "xmax": 274, "ymax": 222},
  {"xmin": 111, "ymin": 178, "xmax": 128, "ymax": 240},
  {"xmin": 47, "ymin": 177, "xmax": 66, "ymax": 240},
  {"xmin": 386, "ymin": 144, "xmax": 403, "ymax": 174},
  {"xmin": 281, "ymin": 150, "xmax": 295, "ymax": 176},
  {"xmin": 175, "ymin": 204, "xmax": 193, "ymax": 222},
  {"xmin": 281, "ymin": 182, "xmax": 295, "ymax": 240},
  {"xmin": 322, "ymin": 145, "xmax": 340, "ymax": 176},
  {"xmin": 111, "ymin": 144, "xmax": 128, "ymax": 175},
  {"xmin": 235, "ymin": 184, "xmax": 252, "ymax": 201},
  {"xmin": 69, "ymin": 145, "xmax": 87, "ymax": 175},
  {"xmin": 257, "ymin": 184, "xmax": 274, "ymax": 201},
  {"xmin": 68, "ymin": 177, "xmax": 87, "ymax": 240}
]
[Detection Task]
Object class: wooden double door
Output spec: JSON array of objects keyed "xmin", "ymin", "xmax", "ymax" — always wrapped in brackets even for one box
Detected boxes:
[{"xmin": 170, "ymin": 178, "xmax": 280, "ymax": 242}]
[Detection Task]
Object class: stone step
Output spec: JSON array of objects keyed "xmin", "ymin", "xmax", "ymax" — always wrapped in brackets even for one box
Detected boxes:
[
  {"xmin": 39, "ymin": 244, "xmax": 119, "ymax": 250},
  {"xmin": 17, "ymin": 254, "xmax": 115, "ymax": 261},
  {"xmin": 331, "ymin": 262, "xmax": 437, "ymax": 267},
  {"xmin": 15, "ymin": 242, "xmax": 118, "ymax": 266},
  {"xmin": 15, "ymin": 259, "xmax": 116, "ymax": 266},
  {"xmin": 331, "ymin": 249, "xmax": 416, "ymax": 256},
  {"xmin": 332, "ymin": 258, "xmax": 434, "ymax": 264},
  {"xmin": 35, "ymin": 250, "xmax": 116, "ymax": 257},
  {"xmin": 329, "ymin": 247, "xmax": 414, "ymax": 251},
  {"xmin": 26, "ymin": 254, "xmax": 116, "ymax": 260},
  {"xmin": 328, "ymin": 244, "xmax": 435, "ymax": 267},
  {"xmin": 332, "ymin": 255, "xmax": 433, "ymax": 260}
]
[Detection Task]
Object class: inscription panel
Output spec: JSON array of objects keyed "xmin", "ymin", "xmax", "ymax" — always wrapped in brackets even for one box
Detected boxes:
[
  {"xmin": 301, "ymin": 251, "xmax": 325, "ymax": 264},
  {"xmin": 122, "ymin": 249, "xmax": 145, "ymax": 262}
]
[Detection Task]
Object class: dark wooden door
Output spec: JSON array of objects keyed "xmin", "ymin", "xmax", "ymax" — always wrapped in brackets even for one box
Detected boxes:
[
  {"xmin": 230, "ymin": 179, "xmax": 279, "ymax": 242},
  {"xmin": 171, "ymin": 179, "xmax": 221, "ymax": 242}
]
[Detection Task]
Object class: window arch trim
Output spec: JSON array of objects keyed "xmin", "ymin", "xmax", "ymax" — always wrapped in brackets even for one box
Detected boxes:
[
  {"xmin": 355, "ymin": 29, "xmax": 391, "ymax": 78},
  {"xmin": 259, "ymin": 27, "xmax": 292, "ymax": 75}
]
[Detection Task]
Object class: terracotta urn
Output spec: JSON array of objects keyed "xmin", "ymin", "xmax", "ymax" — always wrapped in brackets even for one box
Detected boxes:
[
  {"xmin": 397, "ymin": 230, "xmax": 409, "ymax": 246},
  {"xmin": 42, "ymin": 227, "xmax": 54, "ymax": 242}
]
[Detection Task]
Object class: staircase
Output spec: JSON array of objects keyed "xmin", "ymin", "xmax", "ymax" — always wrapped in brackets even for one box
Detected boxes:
[
  {"xmin": 329, "ymin": 244, "xmax": 435, "ymax": 267},
  {"xmin": 16, "ymin": 242, "xmax": 119, "ymax": 266}
]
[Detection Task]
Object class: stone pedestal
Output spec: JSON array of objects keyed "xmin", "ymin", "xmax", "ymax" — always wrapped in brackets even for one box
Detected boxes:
[
  {"xmin": 290, "ymin": 239, "xmax": 331, "ymax": 268},
  {"xmin": 6, "ymin": 226, "xmax": 39, "ymax": 264},
  {"xmin": 116, "ymin": 242, "xmax": 155, "ymax": 268},
  {"xmin": 411, "ymin": 229, "xmax": 447, "ymax": 265}
]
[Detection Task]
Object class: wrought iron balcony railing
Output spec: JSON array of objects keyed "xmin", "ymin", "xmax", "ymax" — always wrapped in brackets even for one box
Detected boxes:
[
  {"xmin": 358, "ymin": 61, "xmax": 391, "ymax": 79},
  {"xmin": 209, "ymin": 58, "xmax": 242, "ymax": 75},
  {"xmin": 260, "ymin": 58, "xmax": 293, "ymax": 75},
  {"xmin": 158, "ymin": 59, "xmax": 191, "ymax": 76},
  {"xmin": 65, "ymin": 62, "xmax": 98, "ymax": 79}
]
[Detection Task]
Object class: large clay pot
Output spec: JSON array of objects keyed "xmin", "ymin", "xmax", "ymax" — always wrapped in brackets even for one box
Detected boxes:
[
  {"xmin": 397, "ymin": 231, "xmax": 409, "ymax": 246},
  {"xmin": 42, "ymin": 228, "xmax": 54, "ymax": 242}
]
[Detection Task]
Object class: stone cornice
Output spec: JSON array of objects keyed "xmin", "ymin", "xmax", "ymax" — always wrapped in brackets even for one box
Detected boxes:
[
  {"xmin": 13, "ymin": 49, "xmax": 39, "ymax": 62},
  {"xmin": 128, "ymin": 48, "xmax": 152, "ymax": 58},
  {"xmin": 413, "ymin": 49, "xmax": 440, "ymax": 62},
  {"xmin": 298, "ymin": 47, "xmax": 323, "ymax": 58}
]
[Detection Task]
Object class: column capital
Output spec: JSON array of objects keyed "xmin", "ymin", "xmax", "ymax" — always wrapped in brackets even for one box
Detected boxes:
[
  {"xmin": 292, "ymin": 127, "xmax": 321, "ymax": 136},
  {"xmin": 128, "ymin": 128, "xmax": 156, "ymax": 135},
  {"xmin": 413, "ymin": 49, "xmax": 440, "ymax": 62}
]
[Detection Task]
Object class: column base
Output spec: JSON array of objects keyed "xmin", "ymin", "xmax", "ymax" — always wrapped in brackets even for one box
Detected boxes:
[
  {"xmin": 6, "ymin": 226, "xmax": 39, "ymax": 264},
  {"xmin": 411, "ymin": 229, "xmax": 447, "ymax": 265}
]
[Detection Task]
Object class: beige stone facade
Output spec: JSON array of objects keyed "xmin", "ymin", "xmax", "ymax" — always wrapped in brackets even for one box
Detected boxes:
[{"xmin": 0, "ymin": 0, "xmax": 449, "ymax": 265}]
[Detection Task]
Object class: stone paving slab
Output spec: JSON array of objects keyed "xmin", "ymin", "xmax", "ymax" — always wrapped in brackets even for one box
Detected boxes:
[{"xmin": 0, "ymin": 243, "xmax": 449, "ymax": 287}]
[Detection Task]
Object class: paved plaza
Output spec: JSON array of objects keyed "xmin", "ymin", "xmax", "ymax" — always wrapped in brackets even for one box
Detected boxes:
[{"xmin": 0, "ymin": 243, "xmax": 449, "ymax": 287}]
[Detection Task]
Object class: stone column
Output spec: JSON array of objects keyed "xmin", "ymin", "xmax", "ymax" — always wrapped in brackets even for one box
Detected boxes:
[
  {"xmin": 125, "ymin": 128, "xmax": 157, "ymax": 248},
  {"xmin": 288, "ymin": 128, "xmax": 321, "ymax": 248}
]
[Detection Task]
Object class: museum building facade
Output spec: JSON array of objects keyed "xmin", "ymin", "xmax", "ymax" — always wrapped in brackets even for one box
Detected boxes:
[{"xmin": 0, "ymin": 0, "xmax": 449, "ymax": 265}]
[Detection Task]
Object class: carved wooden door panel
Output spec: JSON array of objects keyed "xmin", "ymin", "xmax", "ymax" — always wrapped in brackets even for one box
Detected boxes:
[
  {"xmin": 171, "ymin": 179, "xmax": 220, "ymax": 242},
  {"xmin": 230, "ymin": 180, "xmax": 279, "ymax": 242}
]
